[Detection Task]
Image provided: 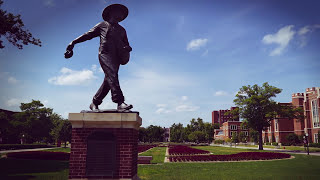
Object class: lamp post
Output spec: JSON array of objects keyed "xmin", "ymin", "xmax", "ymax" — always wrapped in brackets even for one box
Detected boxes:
[{"xmin": 305, "ymin": 134, "xmax": 309, "ymax": 155}]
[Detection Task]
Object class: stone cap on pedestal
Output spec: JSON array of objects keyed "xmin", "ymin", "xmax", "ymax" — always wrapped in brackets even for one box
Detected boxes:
[{"xmin": 69, "ymin": 112, "xmax": 142, "ymax": 130}]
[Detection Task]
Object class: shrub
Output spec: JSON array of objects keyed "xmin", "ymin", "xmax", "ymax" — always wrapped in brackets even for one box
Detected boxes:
[
  {"xmin": 7, "ymin": 151, "xmax": 69, "ymax": 161},
  {"xmin": 225, "ymin": 138, "xmax": 232, "ymax": 143},
  {"xmin": 309, "ymin": 143, "xmax": 320, "ymax": 148},
  {"xmin": 214, "ymin": 140, "xmax": 224, "ymax": 144},
  {"xmin": 286, "ymin": 133, "xmax": 301, "ymax": 146},
  {"xmin": 272, "ymin": 142, "xmax": 278, "ymax": 146},
  {"xmin": 266, "ymin": 142, "xmax": 271, "ymax": 145},
  {"xmin": 0, "ymin": 144, "xmax": 55, "ymax": 151}
]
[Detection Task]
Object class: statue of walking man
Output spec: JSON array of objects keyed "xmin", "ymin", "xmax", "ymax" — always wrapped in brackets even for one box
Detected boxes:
[{"xmin": 65, "ymin": 4, "xmax": 133, "ymax": 112}]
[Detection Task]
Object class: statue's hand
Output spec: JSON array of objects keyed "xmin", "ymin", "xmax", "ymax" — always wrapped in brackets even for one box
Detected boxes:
[
  {"xmin": 65, "ymin": 42, "xmax": 74, "ymax": 59},
  {"xmin": 66, "ymin": 42, "xmax": 74, "ymax": 51}
]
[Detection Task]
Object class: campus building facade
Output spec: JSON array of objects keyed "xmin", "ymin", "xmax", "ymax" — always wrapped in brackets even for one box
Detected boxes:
[
  {"xmin": 212, "ymin": 107, "xmax": 239, "ymax": 126},
  {"xmin": 214, "ymin": 121, "xmax": 250, "ymax": 142},
  {"xmin": 262, "ymin": 87, "xmax": 320, "ymax": 144}
]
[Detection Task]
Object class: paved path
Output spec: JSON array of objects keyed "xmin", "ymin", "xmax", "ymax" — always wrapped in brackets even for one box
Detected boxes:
[
  {"xmin": 211, "ymin": 144, "xmax": 320, "ymax": 156},
  {"xmin": 0, "ymin": 147, "xmax": 60, "ymax": 154}
]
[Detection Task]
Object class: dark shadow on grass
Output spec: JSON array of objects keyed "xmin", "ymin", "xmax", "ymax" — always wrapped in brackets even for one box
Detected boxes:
[{"xmin": 0, "ymin": 158, "xmax": 69, "ymax": 177}]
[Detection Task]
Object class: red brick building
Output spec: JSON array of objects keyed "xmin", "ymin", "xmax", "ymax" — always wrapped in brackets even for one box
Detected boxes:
[
  {"xmin": 262, "ymin": 87, "xmax": 320, "ymax": 144},
  {"xmin": 212, "ymin": 107, "xmax": 239, "ymax": 126},
  {"xmin": 214, "ymin": 121, "xmax": 250, "ymax": 142}
]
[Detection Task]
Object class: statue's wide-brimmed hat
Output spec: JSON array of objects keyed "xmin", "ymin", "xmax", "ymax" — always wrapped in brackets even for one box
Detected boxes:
[{"xmin": 102, "ymin": 4, "xmax": 128, "ymax": 22}]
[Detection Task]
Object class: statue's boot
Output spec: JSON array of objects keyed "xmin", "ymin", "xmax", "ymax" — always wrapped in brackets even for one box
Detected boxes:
[{"xmin": 117, "ymin": 102, "xmax": 133, "ymax": 111}]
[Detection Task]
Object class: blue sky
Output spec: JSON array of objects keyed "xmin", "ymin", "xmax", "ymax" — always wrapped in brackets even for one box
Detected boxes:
[{"xmin": 0, "ymin": 0, "xmax": 319, "ymax": 127}]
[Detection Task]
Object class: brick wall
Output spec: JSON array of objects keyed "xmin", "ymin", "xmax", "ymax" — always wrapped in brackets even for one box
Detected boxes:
[{"xmin": 69, "ymin": 128, "xmax": 138, "ymax": 179}]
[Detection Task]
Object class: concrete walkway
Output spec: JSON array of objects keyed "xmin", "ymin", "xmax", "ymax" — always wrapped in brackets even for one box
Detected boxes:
[
  {"xmin": 211, "ymin": 144, "xmax": 320, "ymax": 156},
  {"xmin": 0, "ymin": 147, "xmax": 60, "ymax": 154}
]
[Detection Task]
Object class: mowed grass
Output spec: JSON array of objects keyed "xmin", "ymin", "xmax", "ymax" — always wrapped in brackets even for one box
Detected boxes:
[
  {"xmin": 139, "ymin": 147, "xmax": 167, "ymax": 164},
  {"xmin": 138, "ymin": 154, "xmax": 320, "ymax": 180},
  {"xmin": 42, "ymin": 147, "xmax": 71, "ymax": 153},
  {"xmin": 1, "ymin": 146, "xmax": 320, "ymax": 179}
]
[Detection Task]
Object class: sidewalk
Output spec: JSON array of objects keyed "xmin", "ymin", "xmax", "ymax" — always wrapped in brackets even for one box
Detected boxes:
[
  {"xmin": 0, "ymin": 147, "xmax": 59, "ymax": 154},
  {"xmin": 211, "ymin": 144, "xmax": 320, "ymax": 156}
]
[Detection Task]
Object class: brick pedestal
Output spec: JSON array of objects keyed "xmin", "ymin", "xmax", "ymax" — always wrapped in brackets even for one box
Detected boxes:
[{"xmin": 68, "ymin": 112, "xmax": 142, "ymax": 180}]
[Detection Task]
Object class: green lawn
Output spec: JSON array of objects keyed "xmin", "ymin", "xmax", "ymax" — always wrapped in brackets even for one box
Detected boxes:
[
  {"xmin": 42, "ymin": 147, "xmax": 71, "ymax": 153},
  {"xmin": 235, "ymin": 144, "xmax": 320, "ymax": 152},
  {"xmin": 138, "ymin": 154, "xmax": 320, "ymax": 180},
  {"xmin": 1, "ymin": 146, "xmax": 320, "ymax": 179},
  {"xmin": 139, "ymin": 147, "xmax": 167, "ymax": 164}
]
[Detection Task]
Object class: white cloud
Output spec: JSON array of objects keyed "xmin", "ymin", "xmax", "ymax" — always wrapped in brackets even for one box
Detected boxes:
[
  {"xmin": 298, "ymin": 26, "xmax": 311, "ymax": 35},
  {"xmin": 181, "ymin": 96, "xmax": 188, "ymax": 101},
  {"xmin": 214, "ymin": 91, "xmax": 228, "ymax": 96},
  {"xmin": 99, "ymin": 67, "xmax": 104, "ymax": 73},
  {"xmin": 91, "ymin": 64, "xmax": 97, "ymax": 72},
  {"xmin": 156, "ymin": 108, "xmax": 171, "ymax": 114},
  {"xmin": 6, "ymin": 98, "xmax": 22, "ymax": 107},
  {"xmin": 187, "ymin": 38, "xmax": 208, "ymax": 51},
  {"xmin": 262, "ymin": 25, "xmax": 295, "ymax": 56},
  {"xmin": 48, "ymin": 67, "xmax": 96, "ymax": 86},
  {"xmin": 44, "ymin": 0, "xmax": 55, "ymax": 7},
  {"xmin": 175, "ymin": 104, "xmax": 199, "ymax": 112},
  {"xmin": 8, "ymin": 76, "xmax": 18, "ymax": 84}
]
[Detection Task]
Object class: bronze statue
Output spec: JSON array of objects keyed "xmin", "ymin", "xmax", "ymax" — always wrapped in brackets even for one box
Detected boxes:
[{"xmin": 65, "ymin": 4, "xmax": 133, "ymax": 112}]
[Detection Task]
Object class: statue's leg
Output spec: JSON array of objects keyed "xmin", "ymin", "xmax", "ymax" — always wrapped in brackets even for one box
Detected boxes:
[{"xmin": 92, "ymin": 75, "xmax": 111, "ymax": 106}]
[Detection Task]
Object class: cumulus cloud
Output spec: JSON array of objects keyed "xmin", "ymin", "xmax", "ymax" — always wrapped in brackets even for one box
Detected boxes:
[
  {"xmin": 297, "ymin": 24, "xmax": 320, "ymax": 47},
  {"xmin": 6, "ymin": 98, "xmax": 22, "ymax": 107},
  {"xmin": 91, "ymin": 64, "xmax": 97, "ymax": 72},
  {"xmin": 214, "ymin": 91, "xmax": 228, "ymax": 96},
  {"xmin": 155, "ymin": 104, "xmax": 171, "ymax": 114},
  {"xmin": 187, "ymin": 38, "xmax": 208, "ymax": 51},
  {"xmin": 262, "ymin": 25, "xmax": 295, "ymax": 56},
  {"xmin": 181, "ymin": 96, "xmax": 188, "ymax": 101},
  {"xmin": 298, "ymin": 26, "xmax": 311, "ymax": 35},
  {"xmin": 48, "ymin": 67, "xmax": 96, "ymax": 86},
  {"xmin": 8, "ymin": 76, "xmax": 18, "ymax": 84},
  {"xmin": 44, "ymin": 0, "xmax": 55, "ymax": 7},
  {"xmin": 175, "ymin": 104, "xmax": 199, "ymax": 112}
]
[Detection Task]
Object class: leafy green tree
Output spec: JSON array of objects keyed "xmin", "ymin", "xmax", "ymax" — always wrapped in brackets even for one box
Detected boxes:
[
  {"xmin": 188, "ymin": 131, "xmax": 206, "ymax": 143},
  {"xmin": 213, "ymin": 123, "xmax": 220, "ymax": 129},
  {"xmin": 0, "ymin": 112, "xmax": 10, "ymax": 143},
  {"xmin": 203, "ymin": 122, "xmax": 214, "ymax": 143},
  {"xmin": 249, "ymin": 129, "xmax": 259, "ymax": 143},
  {"xmin": 145, "ymin": 125, "xmax": 165, "ymax": 142},
  {"xmin": 12, "ymin": 100, "xmax": 54, "ymax": 143},
  {"xmin": 138, "ymin": 127, "xmax": 147, "ymax": 142},
  {"xmin": 50, "ymin": 114, "xmax": 72, "ymax": 147},
  {"xmin": 170, "ymin": 123, "xmax": 185, "ymax": 143},
  {"xmin": 239, "ymin": 132, "xmax": 247, "ymax": 143},
  {"xmin": 231, "ymin": 132, "xmax": 239, "ymax": 143},
  {"xmin": 0, "ymin": 0, "xmax": 41, "ymax": 49}
]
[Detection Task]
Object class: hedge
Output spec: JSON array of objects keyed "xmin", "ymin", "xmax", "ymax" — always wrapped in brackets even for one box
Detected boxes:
[{"xmin": 0, "ymin": 144, "xmax": 55, "ymax": 150}]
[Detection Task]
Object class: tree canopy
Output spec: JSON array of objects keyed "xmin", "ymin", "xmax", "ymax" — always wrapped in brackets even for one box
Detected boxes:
[
  {"xmin": 0, "ymin": 0, "xmax": 41, "ymax": 49},
  {"xmin": 233, "ymin": 82, "xmax": 304, "ymax": 150}
]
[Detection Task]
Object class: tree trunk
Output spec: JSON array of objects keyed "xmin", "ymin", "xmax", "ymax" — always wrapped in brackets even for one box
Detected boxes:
[{"xmin": 258, "ymin": 129, "xmax": 263, "ymax": 150}]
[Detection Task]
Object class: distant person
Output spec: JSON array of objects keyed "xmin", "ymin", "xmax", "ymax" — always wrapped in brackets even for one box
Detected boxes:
[{"xmin": 65, "ymin": 4, "xmax": 133, "ymax": 112}]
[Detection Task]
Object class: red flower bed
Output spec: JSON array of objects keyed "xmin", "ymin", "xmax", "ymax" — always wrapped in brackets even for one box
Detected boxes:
[
  {"xmin": 138, "ymin": 145, "xmax": 157, "ymax": 153},
  {"xmin": 7, "ymin": 151, "xmax": 70, "ymax": 161},
  {"xmin": 168, "ymin": 145, "xmax": 210, "ymax": 155},
  {"xmin": 169, "ymin": 152, "xmax": 291, "ymax": 162}
]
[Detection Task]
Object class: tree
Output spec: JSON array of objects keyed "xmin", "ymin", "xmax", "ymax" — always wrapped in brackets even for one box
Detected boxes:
[
  {"xmin": 233, "ymin": 82, "xmax": 304, "ymax": 150},
  {"xmin": 50, "ymin": 114, "xmax": 71, "ymax": 147},
  {"xmin": 145, "ymin": 125, "xmax": 165, "ymax": 142},
  {"xmin": 138, "ymin": 127, "xmax": 147, "ymax": 142},
  {"xmin": 213, "ymin": 123, "xmax": 220, "ymax": 129},
  {"xmin": 170, "ymin": 123, "xmax": 185, "ymax": 143},
  {"xmin": 239, "ymin": 132, "xmax": 247, "ymax": 143},
  {"xmin": 231, "ymin": 132, "xmax": 239, "ymax": 143},
  {"xmin": 0, "ymin": 0, "xmax": 41, "ymax": 49},
  {"xmin": 234, "ymin": 83, "xmax": 282, "ymax": 150},
  {"xmin": 188, "ymin": 131, "xmax": 206, "ymax": 143},
  {"xmin": 12, "ymin": 100, "xmax": 54, "ymax": 143},
  {"xmin": 249, "ymin": 129, "xmax": 259, "ymax": 143},
  {"xmin": 203, "ymin": 122, "xmax": 214, "ymax": 143}
]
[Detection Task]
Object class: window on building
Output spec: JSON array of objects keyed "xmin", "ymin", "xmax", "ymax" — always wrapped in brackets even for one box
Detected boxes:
[
  {"xmin": 230, "ymin": 125, "xmax": 237, "ymax": 130},
  {"xmin": 312, "ymin": 100, "xmax": 320, "ymax": 127},
  {"xmin": 244, "ymin": 131, "xmax": 248, "ymax": 136},
  {"xmin": 276, "ymin": 136, "xmax": 279, "ymax": 143},
  {"xmin": 275, "ymin": 120, "xmax": 278, "ymax": 132},
  {"xmin": 230, "ymin": 131, "xmax": 237, "ymax": 136},
  {"xmin": 315, "ymin": 133, "xmax": 319, "ymax": 143}
]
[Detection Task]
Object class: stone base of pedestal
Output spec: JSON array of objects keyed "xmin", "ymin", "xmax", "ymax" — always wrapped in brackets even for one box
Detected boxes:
[{"xmin": 68, "ymin": 112, "xmax": 142, "ymax": 180}]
